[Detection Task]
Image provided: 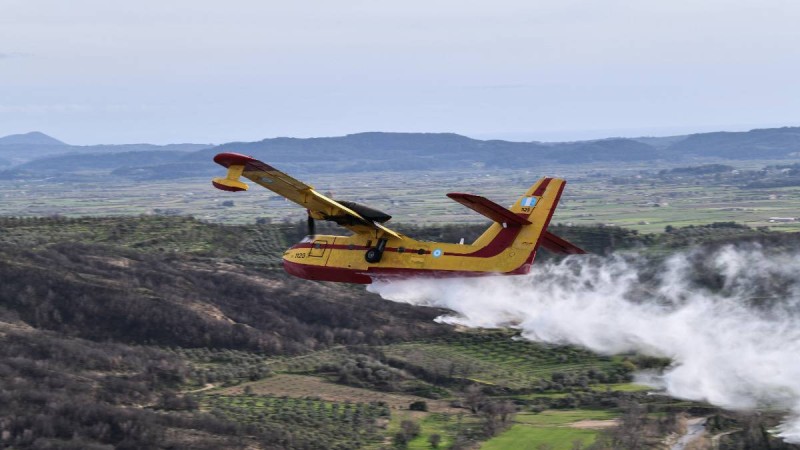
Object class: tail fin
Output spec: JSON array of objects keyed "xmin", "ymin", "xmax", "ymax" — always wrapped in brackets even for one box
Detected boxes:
[
  {"xmin": 510, "ymin": 177, "xmax": 559, "ymax": 219},
  {"xmin": 448, "ymin": 177, "xmax": 585, "ymax": 256},
  {"xmin": 511, "ymin": 177, "xmax": 586, "ymax": 255}
]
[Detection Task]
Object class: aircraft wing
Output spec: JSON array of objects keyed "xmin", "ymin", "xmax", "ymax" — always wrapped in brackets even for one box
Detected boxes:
[{"xmin": 212, "ymin": 152, "xmax": 402, "ymax": 239}]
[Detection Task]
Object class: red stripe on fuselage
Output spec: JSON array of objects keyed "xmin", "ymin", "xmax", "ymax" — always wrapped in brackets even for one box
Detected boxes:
[
  {"xmin": 290, "ymin": 242, "xmax": 429, "ymax": 254},
  {"xmin": 283, "ymin": 259, "xmax": 527, "ymax": 284},
  {"xmin": 283, "ymin": 259, "xmax": 373, "ymax": 283}
]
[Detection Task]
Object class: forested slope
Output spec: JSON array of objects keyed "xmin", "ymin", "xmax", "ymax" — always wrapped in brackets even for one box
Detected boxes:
[{"xmin": 2, "ymin": 216, "xmax": 798, "ymax": 448}]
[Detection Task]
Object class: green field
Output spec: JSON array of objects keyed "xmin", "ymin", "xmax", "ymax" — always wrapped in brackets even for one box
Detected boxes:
[
  {"xmin": 482, "ymin": 410, "xmax": 618, "ymax": 450},
  {"xmin": 482, "ymin": 425, "xmax": 599, "ymax": 450},
  {"xmin": 593, "ymin": 383, "xmax": 652, "ymax": 393}
]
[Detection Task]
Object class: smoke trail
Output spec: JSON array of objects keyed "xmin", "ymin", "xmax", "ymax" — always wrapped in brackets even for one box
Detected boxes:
[{"xmin": 368, "ymin": 245, "xmax": 800, "ymax": 442}]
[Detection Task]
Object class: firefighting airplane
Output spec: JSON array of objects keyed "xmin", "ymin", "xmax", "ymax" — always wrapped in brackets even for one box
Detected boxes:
[{"xmin": 212, "ymin": 152, "xmax": 585, "ymax": 284}]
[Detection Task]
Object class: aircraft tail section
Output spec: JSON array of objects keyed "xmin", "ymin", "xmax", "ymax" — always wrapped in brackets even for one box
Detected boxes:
[
  {"xmin": 510, "ymin": 177, "xmax": 559, "ymax": 218},
  {"xmin": 510, "ymin": 177, "xmax": 585, "ymax": 253},
  {"xmin": 447, "ymin": 177, "xmax": 560, "ymax": 226},
  {"xmin": 453, "ymin": 177, "xmax": 585, "ymax": 266}
]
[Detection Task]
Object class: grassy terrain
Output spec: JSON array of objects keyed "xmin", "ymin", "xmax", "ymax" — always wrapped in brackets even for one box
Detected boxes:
[
  {"xmin": 482, "ymin": 425, "xmax": 599, "ymax": 450},
  {"xmin": 481, "ymin": 410, "xmax": 618, "ymax": 450},
  {"xmin": 594, "ymin": 383, "xmax": 652, "ymax": 393}
]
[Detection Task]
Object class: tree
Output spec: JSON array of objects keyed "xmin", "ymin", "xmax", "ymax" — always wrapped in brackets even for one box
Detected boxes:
[
  {"xmin": 409, "ymin": 401, "xmax": 428, "ymax": 412},
  {"xmin": 393, "ymin": 420, "xmax": 421, "ymax": 446},
  {"xmin": 401, "ymin": 419, "xmax": 421, "ymax": 437},
  {"xmin": 611, "ymin": 401, "xmax": 646, "ymax": 449},
  {"xmin": 464, "ymin": 384, "xmax": 485, "ymax": 413},
  {"xmin": 478, "ymin": 399, "xmax": 516, "ymax": 437}
]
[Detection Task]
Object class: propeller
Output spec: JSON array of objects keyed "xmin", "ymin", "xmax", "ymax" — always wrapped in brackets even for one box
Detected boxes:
[{"xmin": 307, "ymin": 210, "xmax": 316, "ymax": 236}]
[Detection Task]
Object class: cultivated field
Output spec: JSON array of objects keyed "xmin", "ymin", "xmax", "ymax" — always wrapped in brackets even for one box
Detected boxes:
[
  {"xmin": 482, "ymin": 410, "xmax": 619, "ymax": 450},
  {"xmin": 2, "ymin": 159, "xmax": 800, "ymax": 234}
]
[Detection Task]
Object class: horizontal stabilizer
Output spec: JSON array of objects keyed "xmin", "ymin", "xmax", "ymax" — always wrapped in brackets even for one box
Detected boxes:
[
  {"xmin": 447, "ymin": 193, "xmax": 531, "ymax": 226},
  {"xmin": 540, "ymin": 231, "xmax": 586, "ymax": 255}
]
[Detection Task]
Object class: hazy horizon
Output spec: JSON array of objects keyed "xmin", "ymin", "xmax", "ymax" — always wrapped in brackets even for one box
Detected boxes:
[
  {"xmin": 3, "ymin": 121, "xmax": 798, "ymax": 146},
  {"xmin": 2, "ymin": 0, "xmax": 799, "ymax": 145}
]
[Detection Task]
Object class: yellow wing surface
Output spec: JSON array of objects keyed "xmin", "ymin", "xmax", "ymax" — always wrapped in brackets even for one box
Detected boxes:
[{"xmin": 212, "ymin": 152, "xmax": 402, "ymax": 240}]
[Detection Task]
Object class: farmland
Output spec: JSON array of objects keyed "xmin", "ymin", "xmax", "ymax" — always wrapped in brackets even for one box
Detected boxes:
[
  {"xmin": 378, "ymin": 332, "xmax": 627, "ymax": 391},
  {"xmin": 177, "ymin": 332, "xmax": 643, "ymax": 448},
  {"xmin": 2, "ymin": 158, "xmax": 800, "ymax": 235}
]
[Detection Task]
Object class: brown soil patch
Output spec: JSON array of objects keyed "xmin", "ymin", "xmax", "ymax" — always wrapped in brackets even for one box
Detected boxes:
[
  {"xmin": 216, "ymin": 374, "xmax": 459, "ymax": 413},
  {"xmin": 85, "ymin": 255, "xmax": 132, "ymax": 268},
  {"xmin": 182, "ymin": 301, "xmax": 236, "ymax": 324},
  {"xmin": 0, "ymin": 320, "xmax": 34, "ymax": 335},
  {"xmin": 569, "ymin": 419, "xmax": 620, "ymax": 429}
]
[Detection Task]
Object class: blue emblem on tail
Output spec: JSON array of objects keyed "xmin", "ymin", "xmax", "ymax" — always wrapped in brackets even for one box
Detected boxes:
[{"xmin": 521, "ymin": 197, "xmax": 538, "ymax": 207}]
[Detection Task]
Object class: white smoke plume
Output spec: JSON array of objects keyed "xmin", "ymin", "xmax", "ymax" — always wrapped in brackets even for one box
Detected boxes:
[{"xmin": 368, "ymin": 245, "xmax": 800, "ymax": 443}]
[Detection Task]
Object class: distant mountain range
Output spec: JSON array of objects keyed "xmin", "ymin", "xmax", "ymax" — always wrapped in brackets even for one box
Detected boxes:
[
  {"xmin": 1, "ymin": 127, "xmax": 799, "ymax": 178},
  {"xmin": 0, "ymin": 131, "xmax": 67, "ymax": 146},
  {"xmin": 0, "ymin": 132, "xmax": 211, "ymax": 168}
]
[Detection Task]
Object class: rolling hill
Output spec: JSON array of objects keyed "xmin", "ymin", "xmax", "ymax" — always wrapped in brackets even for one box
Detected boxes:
[
  {"xmin": 2, "ymin": 126, "xmax": 799, "ymax": 180},
  {"xmin": 0, "ymin": 131, "xmax": 211, "ymax": 166},
  {"xmin": 0, "ymin": 131, "xmax": 67, "ymax": 146},
  {"xmin": 0, "ymin": 216, "xmax": 795, "ymax": 449}
]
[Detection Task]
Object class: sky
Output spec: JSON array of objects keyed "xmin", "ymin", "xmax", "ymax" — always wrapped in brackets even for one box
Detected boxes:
[{"xmin": 1, "ymin": 0, "xmax": 799, "ymax": 145}]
